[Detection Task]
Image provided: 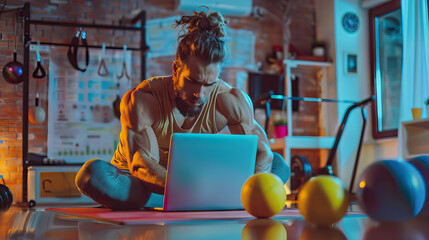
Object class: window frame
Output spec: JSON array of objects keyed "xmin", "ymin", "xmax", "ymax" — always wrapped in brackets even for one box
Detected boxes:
[{"xmin": 369, "ymin": 0, "xmax": 401, "ymax": 139}]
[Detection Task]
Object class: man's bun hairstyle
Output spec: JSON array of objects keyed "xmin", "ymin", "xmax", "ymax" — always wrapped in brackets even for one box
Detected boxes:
[{"xmin": 174, "ymin": 7, "xmax": 228, "ymax": 65}]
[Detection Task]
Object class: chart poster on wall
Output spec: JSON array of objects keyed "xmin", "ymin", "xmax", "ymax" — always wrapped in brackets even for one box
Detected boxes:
[{"xmin": 47, "ymin": 47, "xmax": 132, "ymax": 164}]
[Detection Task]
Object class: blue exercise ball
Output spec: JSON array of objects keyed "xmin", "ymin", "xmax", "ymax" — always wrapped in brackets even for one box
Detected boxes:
[
  {"xmin": 407, "ymin": 155, "xmax": 429, "ymax": 218},
  {"xmin": 355, "ymin": 160, "xmax": 426, "ymax": 222}
]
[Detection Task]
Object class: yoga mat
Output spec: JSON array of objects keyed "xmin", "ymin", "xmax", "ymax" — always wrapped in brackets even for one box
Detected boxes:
[{"xmin": 46, "ymin": 207, "xmax": 365, "ymax": 225}]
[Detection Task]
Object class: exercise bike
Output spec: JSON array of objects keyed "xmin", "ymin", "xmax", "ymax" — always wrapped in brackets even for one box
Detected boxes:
[{"xmin": 253, "ymin": 91, "xmax": 374, "ymax": 195}]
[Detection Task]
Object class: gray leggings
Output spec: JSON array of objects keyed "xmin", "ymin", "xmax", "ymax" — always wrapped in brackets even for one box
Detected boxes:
[{"xmin": 75, "ymin": 152, "xmax": 290, "ymax": 210}]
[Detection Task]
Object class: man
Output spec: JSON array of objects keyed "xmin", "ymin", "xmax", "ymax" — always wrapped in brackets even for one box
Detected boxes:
[{"xmin": 75, "ymin": 9, "xmax": 290, "ymax": 210}]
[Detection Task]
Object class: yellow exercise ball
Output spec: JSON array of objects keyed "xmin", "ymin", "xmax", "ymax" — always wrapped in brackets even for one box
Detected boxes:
[
  {"xmin": 297, "ymin": 175, "xmax": 349, "ymax": 226},
  {"xmin": 241, "ymin": 173, "xmax": 286, "ymax": 218},
  {"xmin": 241, "ymin": 219, "xmax": 287, "ymax": 240}
]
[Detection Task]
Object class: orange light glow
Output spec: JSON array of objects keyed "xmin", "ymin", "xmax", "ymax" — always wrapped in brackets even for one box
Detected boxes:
[{"xmin": 359, "ymin": 181, "xmax": 365, "ymax": 188}]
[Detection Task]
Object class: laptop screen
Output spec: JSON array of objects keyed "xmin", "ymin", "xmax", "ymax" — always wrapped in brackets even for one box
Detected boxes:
[{"xmin": 163, "ymin": 133, "xmax": 258, "ymax": 211}]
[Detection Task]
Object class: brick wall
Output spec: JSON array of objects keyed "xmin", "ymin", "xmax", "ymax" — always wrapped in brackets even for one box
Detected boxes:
[
  {"xmin": 0, "ymin": 5, "xmax": 25, "ymax": 203},
  {"xmin": 0, "ymin": 0, "xmax": 319, "ymax": 202}
]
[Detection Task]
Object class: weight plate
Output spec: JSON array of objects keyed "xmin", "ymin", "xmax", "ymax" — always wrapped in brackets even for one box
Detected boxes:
[
  {"xmin": 290, "ymin": 155, "xmax": 312, "ymax": 194},
  {"xmin": 0, "ymin": 184, "xmax": 11, "ymax": 211}
]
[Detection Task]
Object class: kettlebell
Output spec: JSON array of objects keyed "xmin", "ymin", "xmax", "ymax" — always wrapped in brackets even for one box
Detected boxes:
[
  {"xmin": 2, "ymin": 18, "xmax": 23, "ymax": 84},
  {"xmin": 2, "ymin": 52, "xmax": 24, "ymax": 84},
  {"xmin": 29, "ymin": 94, "xmax": 46, "ymax": 124},
  {"xmin": 0, "ymin": 176, "xmax": 13, "ymax": 211}
]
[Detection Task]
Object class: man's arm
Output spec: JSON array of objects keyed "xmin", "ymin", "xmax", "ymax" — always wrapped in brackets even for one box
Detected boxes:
[
  {"xmin": 120, "ymin": 88, "xmax": 166, "ymax": 194},
  {"xmin": 217, "ymin": 88, "xmax": 273, "ymax": 173}
]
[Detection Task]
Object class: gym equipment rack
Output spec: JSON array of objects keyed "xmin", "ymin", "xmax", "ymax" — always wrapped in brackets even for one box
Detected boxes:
[{"xmin": 19, "ymin": 3, "xmax": 148, "ymax": 204}]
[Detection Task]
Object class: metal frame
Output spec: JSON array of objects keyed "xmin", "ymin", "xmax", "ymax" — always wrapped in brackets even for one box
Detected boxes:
[
  {"xmin": 21, "ymin": 2, "xmax": 148, "ymax": 203},
  {"xmin": 254, "ymin": 92, "xmax": 374, "ymax": 194}
]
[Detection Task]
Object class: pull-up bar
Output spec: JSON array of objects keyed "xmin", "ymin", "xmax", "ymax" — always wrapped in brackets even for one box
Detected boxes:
[
  {"xmin": 29, "ymin": 19, "xmax": 141, "ymax": 31},
  {"xmin": 253, "ymin": 90, "xmax": 359, "ymax": 106},
  {"xmin": 270, "ymin": 95, "xmax": 358, "ymax": 104},
  {"xmin": 30, "ymin": 41, "xmax": 145, "ymax": 51}
]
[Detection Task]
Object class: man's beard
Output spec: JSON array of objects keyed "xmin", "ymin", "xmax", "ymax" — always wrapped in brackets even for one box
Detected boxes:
[{"xmin": 175, "ymin": 96, "xmax": 206, "ymax": 117}]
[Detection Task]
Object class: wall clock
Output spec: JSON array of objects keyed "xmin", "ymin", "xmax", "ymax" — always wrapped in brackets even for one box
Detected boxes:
[{"xmin": 342, "ymin": 12, "xmax": 360, "ymax": 33}]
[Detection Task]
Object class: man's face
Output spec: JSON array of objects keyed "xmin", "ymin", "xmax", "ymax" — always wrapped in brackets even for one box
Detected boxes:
[{"xmin": 173, "ymin": 56, "xmax": 220, "ymax": 117}]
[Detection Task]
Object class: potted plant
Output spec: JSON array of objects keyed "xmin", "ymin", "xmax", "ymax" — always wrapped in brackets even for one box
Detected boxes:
[{"xmin": 273, "ymin": 118, "xmax": 288, "ymax": 138}]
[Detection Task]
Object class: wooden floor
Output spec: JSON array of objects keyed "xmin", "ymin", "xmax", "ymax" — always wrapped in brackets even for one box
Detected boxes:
[{"xmin": 0, "ymin": 203, "xmax": 427, "ymax": 240}]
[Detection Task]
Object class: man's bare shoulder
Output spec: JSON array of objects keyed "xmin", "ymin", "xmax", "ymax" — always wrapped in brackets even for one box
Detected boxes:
[
  {"xmin": 121, "ymin": 81, "xmax": 159, "ymax": 130},
  {"xmin": 216, "ymin": 81, "xmax": 253, "ymax": 124},
  {"xmin": 217, "ymin": 81, "xmax": 252, "ymax": 107},
  {"xmin": 123, "ymin": 81, "xmax": 156, "ymax": 108},
  {"xmin": 127, "ymin": 76, "xmax": 171, "ymax": 104}
]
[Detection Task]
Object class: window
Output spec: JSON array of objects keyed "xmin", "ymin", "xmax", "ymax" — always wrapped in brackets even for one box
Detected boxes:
[{"xmin": 369, "ymin": 0, "xmax": 402, "ymax": 139}]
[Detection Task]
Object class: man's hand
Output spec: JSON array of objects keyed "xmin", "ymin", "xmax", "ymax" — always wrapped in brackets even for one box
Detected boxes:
[{"xmin": 217, "ymin": 87, "xmax": 273, "ymax": 173}]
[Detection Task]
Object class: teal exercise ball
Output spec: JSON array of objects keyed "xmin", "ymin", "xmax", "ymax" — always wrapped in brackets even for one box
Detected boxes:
[
  {"xmin": 355, "ymin": 160, "xmax": 426, "ymax": 222},
  {"xmin": 407, "ymin": 155, "xmax": 429, "ymax": 218}
]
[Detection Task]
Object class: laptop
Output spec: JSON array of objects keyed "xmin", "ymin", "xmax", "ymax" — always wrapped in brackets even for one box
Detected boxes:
[{"xmin": 153, "ymin": 133, "xmax": 258, "ymax": 211}]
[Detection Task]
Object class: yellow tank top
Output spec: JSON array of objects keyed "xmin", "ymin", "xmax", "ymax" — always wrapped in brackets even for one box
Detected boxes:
[
  {"xmin": 149, "ymin": 77, "xmax": 221, "ymax": 167},
  {"xmin": 111, "ymin": 76, "xmax": 221, "ymax": 169}
]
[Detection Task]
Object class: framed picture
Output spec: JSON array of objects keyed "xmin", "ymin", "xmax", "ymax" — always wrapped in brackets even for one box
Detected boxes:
[{"xmin": 344, "ymin": 53, "xmax": 357, "ymax": 74}]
